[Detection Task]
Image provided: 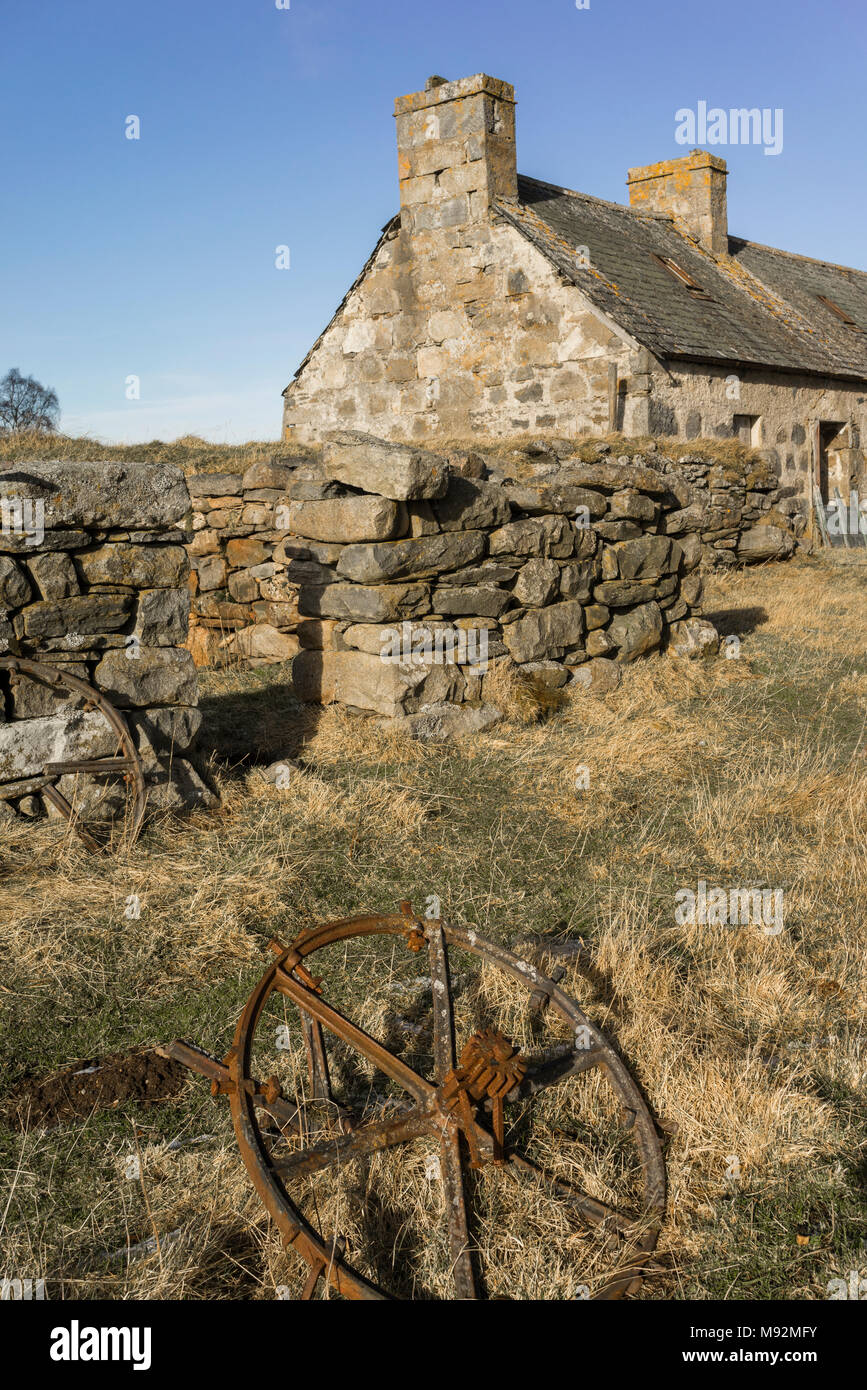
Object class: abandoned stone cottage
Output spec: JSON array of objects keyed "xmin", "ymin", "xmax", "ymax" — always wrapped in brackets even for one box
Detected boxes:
[{"xmin": 282, "ymin": 72, "xmax": 867, "ymax": 512}]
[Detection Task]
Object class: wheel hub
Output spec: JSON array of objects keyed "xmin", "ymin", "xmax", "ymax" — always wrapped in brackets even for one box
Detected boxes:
[{"xmin": 438, "ymin": 1028, "xmax": 526, "ymax": 1166}]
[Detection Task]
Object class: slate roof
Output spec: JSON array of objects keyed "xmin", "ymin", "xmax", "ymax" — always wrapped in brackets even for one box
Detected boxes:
[{"xmin": 497, "ymin": 175, "xmax": 867, "ymax": 384}]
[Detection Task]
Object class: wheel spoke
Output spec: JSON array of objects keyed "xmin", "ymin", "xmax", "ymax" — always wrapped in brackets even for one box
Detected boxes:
[
  {"xmin": 272, "ymin": 968, "xmax": 435, "ymax": 1104},
  {"xmin": 507, "ymin": 1151, "xmax": 638, "ymax": 1235},
  {"xmin": 301, "ymin": 1014, "xmax": 334, "ymax": 1103},
  {"xmin": 273, "ymin": 1105, "xmax": 430, "ymax": 1180},
  {"xmin": 518, "ymin": 1042, "xmax": 604, "ymax": 1097},
  {"xmin": 40, "ymin": 783, "xmax": 101, "ymax": 852},
  {"xmin": 428, "ymin": 923, "xmax": 476, "ymax": 1301}
]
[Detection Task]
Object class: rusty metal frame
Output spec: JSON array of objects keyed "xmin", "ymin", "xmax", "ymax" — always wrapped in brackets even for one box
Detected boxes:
[
  {"xmin": 0, "ymin": 656, "xmax": 147, "ymax": 851},
  {"xmin": 161, "ymin": 903, "xmax": 666, "ymax": 1300}
]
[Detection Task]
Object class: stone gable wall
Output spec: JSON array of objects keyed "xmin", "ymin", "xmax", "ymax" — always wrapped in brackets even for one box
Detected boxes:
[
  {"xmin": 0, "ymin": 461, "xmax": 212, "ymax": 827},
  {"xmin": 282, "ymin": 218, "xmax": 637, "ymax": 445},
  {"xmin": 184, "ymin": 431, "xmax": 799, "ymax": 715}
]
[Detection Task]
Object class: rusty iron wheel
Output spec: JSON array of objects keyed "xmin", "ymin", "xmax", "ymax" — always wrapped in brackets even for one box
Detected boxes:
[
  {"xmin": 164, "ymin": 902, "xmax": 666, "ymax": 1300},
  {"xmin": 0, "ymin": 656, "xmax": 147, "ymax": 851}
]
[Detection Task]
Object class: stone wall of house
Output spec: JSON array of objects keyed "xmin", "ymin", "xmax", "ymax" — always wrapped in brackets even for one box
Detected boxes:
[
  {"xmin": 282, "ymin": 73, "xmax": 639, "ymax": 446},
  {"xmin": 282, "ymin": 216, "xmax": 866, "ymax": 524},
  {"xmin": 184, "ymin": 431, "xmax": 802, "ymax": 714},
  {"xmin": 642, "ymin": 360, "xmax": 867, "ymax": 520},
  {"xmin": 0, "ymin": 461, "xmax": 212, "ymax": 828},
  {"xmin": 282, "ymin": 217, "xmax": 637, "ymax": 446}
]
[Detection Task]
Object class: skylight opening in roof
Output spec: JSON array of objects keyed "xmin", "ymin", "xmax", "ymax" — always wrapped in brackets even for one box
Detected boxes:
[
  {"xmin": 815, "ymin": 294, "xmax": 862, "ymax": 331},
  {"xmin": 651, "ymin": 253, "xmax": 715, "ymax": 301}
]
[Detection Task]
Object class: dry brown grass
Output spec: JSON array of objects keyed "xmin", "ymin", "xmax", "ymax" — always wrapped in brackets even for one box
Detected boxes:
[
  {"xmin": 432, "ymin": 430, "xmax": 764, "ymax": 472},
  {"xmin": 0, "ymin": 427, "xmax": 760, "ymax": 477},
  {"xmin": 0, "ymin": 431, "xmax": 310, "ymax": 475},
  {"xmin": 1, "ymin": 550, "xmax": 865, "ymax": 1300}
]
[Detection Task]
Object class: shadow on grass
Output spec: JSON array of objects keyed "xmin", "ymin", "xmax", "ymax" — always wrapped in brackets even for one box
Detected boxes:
[
  {"xmin": 703, "ymin": 604, "xmax": 769, "ymax": 637},
  {"xmin": 197, "ymin": 672, "xmax": 323, "ymax": 778}
]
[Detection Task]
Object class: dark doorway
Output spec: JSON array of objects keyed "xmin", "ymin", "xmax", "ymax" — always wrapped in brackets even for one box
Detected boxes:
[
  {"xmin": 817, "ymin": 422, "xmax": 846, "ymax": 503},
  {"xmin": 733, "ymin": 414, "xmax": 760, "ymax": 446}
]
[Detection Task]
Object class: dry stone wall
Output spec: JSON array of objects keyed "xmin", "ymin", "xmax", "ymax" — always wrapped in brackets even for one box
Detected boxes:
[
  {"xmin": 185, "ymin": 431, "xmax": 786, "ymax": 718},
  {"xmin": 0, "ymin": 461, "xmax": 213, "ymax": 826},
  {"xmin": 650, "ymin": 451, "xmax": 798, "ymax": 565}
]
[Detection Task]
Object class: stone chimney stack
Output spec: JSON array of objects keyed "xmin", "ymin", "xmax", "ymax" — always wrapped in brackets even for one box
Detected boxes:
[
  {"xmin": 626, "ymin": 150, "xmax": 728, "ymax": 254},
  {"xmin": 394, "ymin": 74, "xmax": 517, "ymax": 235}
]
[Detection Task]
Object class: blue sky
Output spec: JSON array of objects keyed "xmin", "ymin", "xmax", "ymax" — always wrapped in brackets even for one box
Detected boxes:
[{"xmin": 1, "ymin": 0, "xmax": 864, "ymax": 443}]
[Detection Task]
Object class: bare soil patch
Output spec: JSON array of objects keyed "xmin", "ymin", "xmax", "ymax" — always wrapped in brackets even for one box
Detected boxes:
[{"xmin": 6, "ymin": 1049, "xmax": 188, "ymax": 1130}]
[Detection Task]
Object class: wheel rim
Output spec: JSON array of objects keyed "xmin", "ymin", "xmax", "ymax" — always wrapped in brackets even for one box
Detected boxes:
[
  {"xmin": 220, "ymin": 904, "xmax": 666, "ymax": 1300},
  {"xmin": 0, "ymin": 656, "xmax": 147, "ymax": 851}
]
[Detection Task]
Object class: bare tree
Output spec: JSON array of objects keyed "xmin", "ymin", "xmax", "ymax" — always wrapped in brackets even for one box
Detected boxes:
[{"xmin": 0, "ymin": 368, "xmax": 60, "ymax": 432}]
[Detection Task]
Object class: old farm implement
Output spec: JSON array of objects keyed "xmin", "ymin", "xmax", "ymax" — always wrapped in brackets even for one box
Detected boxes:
[
  {"xmin": 159, "ymin": 903, "xmax": 666, "ymax": 1300},
  {"xmin": 0, "ymin": 656, "xmax": 146, "ymax": 851}
]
